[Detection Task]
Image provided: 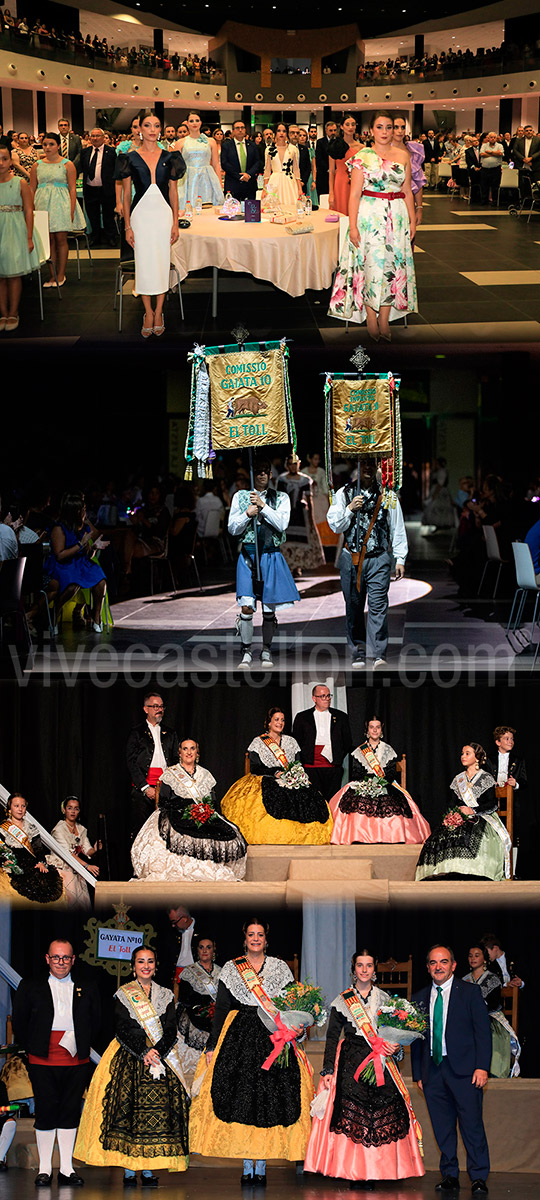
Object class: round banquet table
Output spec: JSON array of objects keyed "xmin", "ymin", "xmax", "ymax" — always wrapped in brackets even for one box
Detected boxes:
[{"xmin": 170, "ymin": 208, "xmax": 339, "ymax": 315}]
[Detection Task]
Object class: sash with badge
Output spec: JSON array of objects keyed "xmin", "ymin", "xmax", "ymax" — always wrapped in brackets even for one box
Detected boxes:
[
  {"xmin": 120, "ymin": 981, "xmax": 190, "ymax": 1093},
  {"xmin": 340, "ymin": 988, "xmax": 423, "ymax": 1155}
]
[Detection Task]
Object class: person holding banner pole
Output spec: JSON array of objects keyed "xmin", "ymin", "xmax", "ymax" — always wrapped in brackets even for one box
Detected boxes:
[
  {"xmin": 75, "ymin": 944, "xmax": 189, "ymax": 1184},
  {"xmin": 189, "ymin": 918, "xmax": 314, "ymax": 1185},
  {"xmin": 327, "ymin": 460, "xmax": 407, "ymax": 669},
  {"xmin": 228, "ymin": 456, "xmax": 300, "ymax": 668}
]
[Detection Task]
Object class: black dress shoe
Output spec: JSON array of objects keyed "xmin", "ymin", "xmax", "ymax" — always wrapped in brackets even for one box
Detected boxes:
[
  {"xmin": 0, "ymin": 1161, "xmax": 7, "ymax": 1172},
  {"xmin": 471, "ymin": 1184, "xmax": 488, "ymax": 1195},
  {"xmin": 123, "ymin": 1178, "xmax": 137, "ymax": 1189},
  {"xmin": 254, "ymin": 1177, "xmax": 266, "ymax": 1188},
  {"xmin": 350, "ymin": 1184, "xmax": 375, "ymax": 1191},
  {"xmin": 35, "ymin": 1175, "xmax": 53, "ymax": 1188},
  {"xmin": 436, "ymin": 1180, "xmax": 460, "ymax": 1192},
  {"xmin": 240, "ymin": 1176, "xmax": 254, "ymax": 1188},
  {"xmin": 141, "ymin": 1176, "xmax": 158, "ymax": 1188},
  {"xmin": 58, "ymin": 1174, "xmax": 84, "ymax": 1187}
]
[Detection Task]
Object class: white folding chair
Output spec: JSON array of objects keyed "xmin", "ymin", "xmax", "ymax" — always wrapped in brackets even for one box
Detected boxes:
[
  {"xmin": 477, "ymin": 525, "xmax": 506, "ymax": 599},
  {"xmin": 507, "ymin": 543, "xmax": 540, "ymax": 669},
  {"xmin": 498, "ymin": 165, "xmax": 520, "ymax": 208}
]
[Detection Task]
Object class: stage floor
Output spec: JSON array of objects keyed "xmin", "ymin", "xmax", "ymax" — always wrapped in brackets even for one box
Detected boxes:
[{"xmin": 95, "ymin": 877, "xmax": 539, "ymax": 909}]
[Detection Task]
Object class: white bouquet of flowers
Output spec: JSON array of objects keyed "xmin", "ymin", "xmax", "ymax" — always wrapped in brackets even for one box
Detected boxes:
[{"xmin": 277, "ymin": 760, "xmax": 311, "ymax": 790}]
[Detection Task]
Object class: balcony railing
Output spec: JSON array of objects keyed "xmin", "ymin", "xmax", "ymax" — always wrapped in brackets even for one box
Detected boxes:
[
  {"xmin": 357, "ymin": 52, "xmax": 540, "ymax": 86},
  {"xmin": 0, "ymin": 30, "xmax": 226, "ymax": 85}
]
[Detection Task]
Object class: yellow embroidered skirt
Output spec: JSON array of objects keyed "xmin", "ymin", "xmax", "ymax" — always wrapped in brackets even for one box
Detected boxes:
[
  {"xmin": 190, "ymin": 1009, "xmax": 314, "ymax": 1160},
  {"xmin": 74, "ymin": 1039, "xmax": 189, "ymax": 1171},
  {"xmin": 221, "ymin": 775, "xmax": 333, "ymax": 845}
]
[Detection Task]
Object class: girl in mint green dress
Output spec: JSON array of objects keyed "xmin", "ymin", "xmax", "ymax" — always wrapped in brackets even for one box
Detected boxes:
[
  {"xmin": 0, "ymin": 145, "xmax": 42, "ymax": 331},
  {"xmin": 30, "ymin": 132, "xmax": 85, "ymax": 286}
]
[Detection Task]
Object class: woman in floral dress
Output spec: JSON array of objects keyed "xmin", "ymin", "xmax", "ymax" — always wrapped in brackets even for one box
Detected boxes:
[{"xmin": 328, "ymin": 110, "xmax": 417, "ymax": 339}]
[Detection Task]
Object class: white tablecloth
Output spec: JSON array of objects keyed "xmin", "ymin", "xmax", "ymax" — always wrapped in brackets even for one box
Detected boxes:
[{"xmin": 170, "ymin": 208, "xmax": 339, "ymax": 297}]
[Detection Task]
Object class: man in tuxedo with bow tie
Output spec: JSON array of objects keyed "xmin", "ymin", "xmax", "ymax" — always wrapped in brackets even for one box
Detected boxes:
[
  {"xmin": 220, "ymin": 119, "xmax": 259, "ymax": 200},
  {"xmin": 411, "ymin": 944, "xmax": 491, "ymax": 1195},
  {"xmin": 13, "ymin": 939, "xmax": 101, "ymax": 1188},
  {"xmin": 80, "ymin": 128, "xmax": 117, "ymax": 247}
]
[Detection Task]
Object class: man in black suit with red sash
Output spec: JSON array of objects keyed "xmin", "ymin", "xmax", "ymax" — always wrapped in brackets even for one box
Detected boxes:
[
  {"xmin": 126, "ymin": 691, "xmax": 178, "ymax": 839},
  {"xmin": 13, "ymin": 940, "xmax": 101, "ymax": 1187},
  {"xmin": 292, "ymin": 684, "xmax": 352, "ymax": 801},
  {"xmin": 411, "ymin": 944, "xmax": 491, "ymax": 1194}
]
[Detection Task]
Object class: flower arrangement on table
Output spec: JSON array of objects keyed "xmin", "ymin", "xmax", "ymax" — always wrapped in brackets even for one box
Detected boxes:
[
  {"xmin": 348, "ymin": 777, "xmax": 388, "ymax": 798},
  {"xmin": 276, "ymin": 760, "xmax": 312, "ymax": 790}
]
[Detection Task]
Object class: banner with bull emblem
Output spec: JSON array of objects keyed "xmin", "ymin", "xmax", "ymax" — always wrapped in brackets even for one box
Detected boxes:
[
  {"xmin": 185, "ymin": 340, "xmax": 296, "ymax": 478},
  {"xmin": 324, "ymin": 372, "xmax": 402, "ymax": 505}
]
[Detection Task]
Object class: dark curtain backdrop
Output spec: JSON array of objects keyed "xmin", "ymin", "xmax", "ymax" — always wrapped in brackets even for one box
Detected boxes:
[
  {"xmin": 7, "ymin": 901, "xmax": 539, "ymax": 1073},
  {"xmin": 0, "ymin": 680, "xmax": 290, "ymax": 879},
  {"xmin": 0, "ymin": 680, "xmax": 539, "ymax": 877}
]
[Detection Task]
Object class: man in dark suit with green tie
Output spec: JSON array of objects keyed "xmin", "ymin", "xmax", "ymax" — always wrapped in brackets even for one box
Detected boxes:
[{"xmin": 411, "ymin": 944, "xmax": 491, "ymax": 1194}]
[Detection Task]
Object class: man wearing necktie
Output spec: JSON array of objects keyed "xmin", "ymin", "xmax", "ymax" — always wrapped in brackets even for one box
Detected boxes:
[
  {"xmin": 220, "ymin": 119, "xmax": 259, "ymax": 200},
  {"xmin": 57, "ymin": 118, "xmax": 82, "ymax": 175},
  {"xmin": 411, "ymin": 945, "xmax": 491, "ymax": 1195},
  {"xmin": 80, "ymin": 127, "xmax": 117, "ymax": 247}
]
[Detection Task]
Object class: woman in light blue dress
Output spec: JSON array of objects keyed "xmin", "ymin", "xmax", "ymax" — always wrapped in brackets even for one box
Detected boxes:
[
  {"xmin": 29, "ymin": 132, "xmax": 85, "ymax": 286},
  {"xmin": 0, "ymin": 144, "xmax": 42, "ymax": 331},
  {"xmin": 175, "ymin": 111, "xmax": 223, "ymax": 209}
]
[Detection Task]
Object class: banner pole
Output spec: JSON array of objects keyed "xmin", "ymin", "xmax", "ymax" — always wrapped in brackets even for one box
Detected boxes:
[
  {"xmin": 355, "ymin": 456, "xmax": 361, "ymax": 552},
  {"xmin": 248, "ymin": 447, "xmax": 262, "ymax": 589}
]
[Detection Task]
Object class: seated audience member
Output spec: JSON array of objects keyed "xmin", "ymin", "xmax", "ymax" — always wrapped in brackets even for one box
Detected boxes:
[
  {"xmin": 195, "ymin": 481, "xmax": 225, "ymax": 538},
  {"xmin": 169, "ymin": 485, "xmax": 197, "ymax": 584},
  {"xmin": 46, "ymin": 491, "xmax": 109, "ymax": 633},
  {"xmin": 0, "ymin": 496, "xmax": 19, "ymax": 559},
  {"xmin": 121, "ymin": 483, "xmax": 170, "ymax": 587},
  {"xmin": 525, "ymin": 513, "xmax": 540, "ymax": 582}
]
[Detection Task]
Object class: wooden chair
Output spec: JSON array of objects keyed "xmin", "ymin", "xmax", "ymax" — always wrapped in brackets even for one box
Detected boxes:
[
  {"xmin": 285, "ymin": 952, "xmax": 299, "ymax": 981},
  {"xmin": 396, "ymin": 754, "xmax": 407, "ymax": 792},
  {"xmin": 155, "ymin": 781, "xmax": 161, "ymax": 807},
  {"xmin": 495, "ymin": 784, "xmax": 514, "ymax": 879},
  {"xmin": 501, "ymin": 984, "xmax": 519, "ymax": 1036},
  {"xmin": 377, "ymin": 955, "xmax": 413, "ymax": 1001},
  {"xmin": 244, "ymin": 752, "xmax": 251, "ymax": 776}
]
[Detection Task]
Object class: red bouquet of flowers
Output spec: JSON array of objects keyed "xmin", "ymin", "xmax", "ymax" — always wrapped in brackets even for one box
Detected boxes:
[{"xmin": 188, "ymin": 801, "xmax": 215, "ymax": 826}]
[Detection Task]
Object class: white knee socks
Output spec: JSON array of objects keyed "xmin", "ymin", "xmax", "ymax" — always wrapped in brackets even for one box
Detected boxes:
[
  {"xmin": 57, "ymin": 1128, "xmax": 77, "ymax": 1177},
  {"xmin": 36, "ymin": 1129, "xmax": 56, "ymax": 1175},
  {"xmin": 0, "ymin": 1119, "xmax": 16, "ymax": 1164}
]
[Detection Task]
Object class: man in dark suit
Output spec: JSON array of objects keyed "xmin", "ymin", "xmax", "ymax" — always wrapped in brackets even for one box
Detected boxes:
[
  {"xmin": 511, "ymin": 124, "xmax": 540, "ymax": 196},
  {"xmin": 465, "ymin": 137, "xmax": 483, "ymax": 200},
  {"xmin": 480, "ymin": 933, "xmax": 524, "ymax": 989},
  {"xmin": 220, "ymin": 119, "xmax": 259, "ymax": 201},
  {"xmin": 57, "ymin": 117, "xmax": 82, "ymax": 174},
  {"xmin": 423, "ymin": 129, "xmax": 441, "ymax": 188},
  {"xmin": 315, "ymin": 120, "xmax": 338, "ymax": 200},
  {"xmin": 126, "ymin": 691, "xmax": 178, "ymax": 840},
  {"xmin": 292, "ymin": 683, "xmax": 352, "ymax": 801},
  {"xmin": 13, "ymin": 939, "xmax": 101, "ymax": 1187},
  {"xmin": 166, "ymin": 904, "xmax": 198, "ymax": 996},
  {"xmin": 411, "ymin": 944, "xmax": 491, "ymax": 1193},
  {"xmin": 80, "ymin": 127, "xmax": 117, "ymax": 247}
]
